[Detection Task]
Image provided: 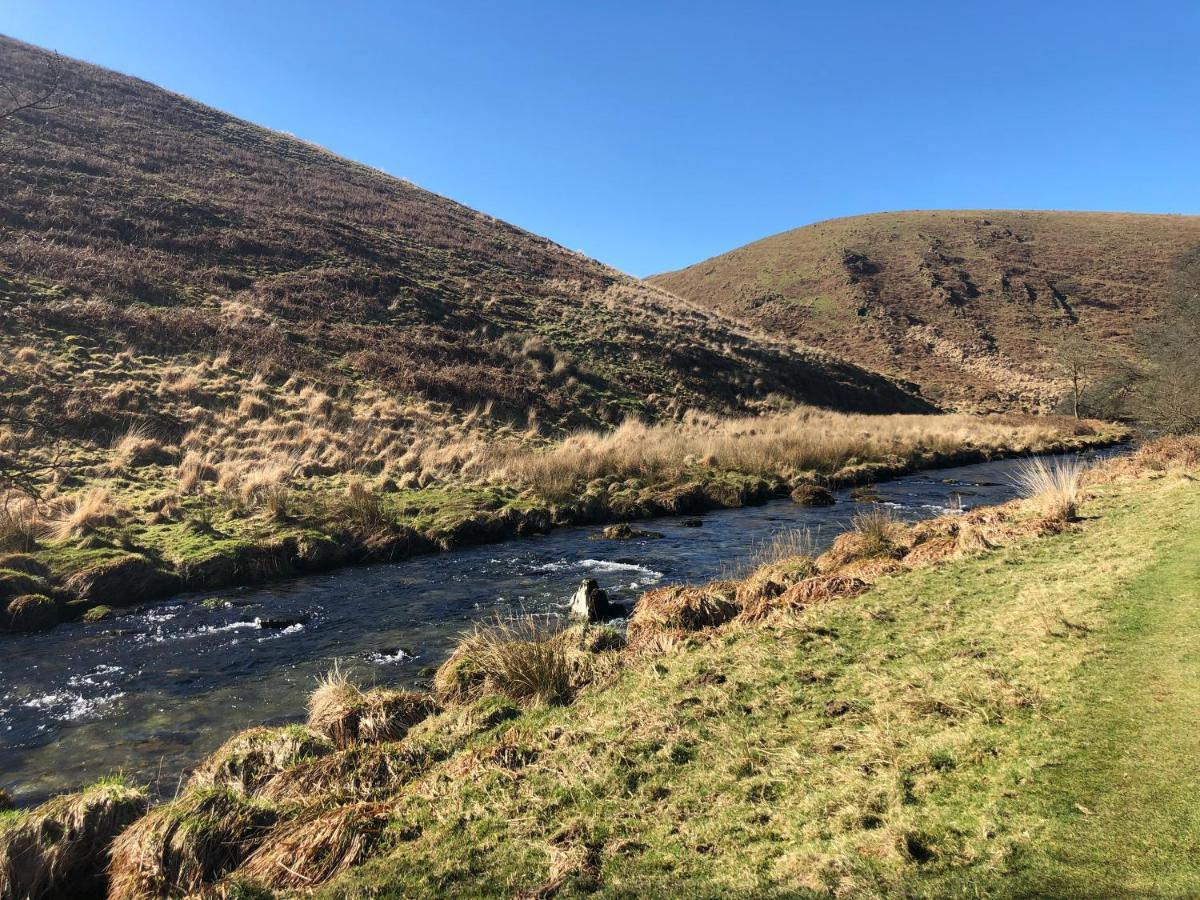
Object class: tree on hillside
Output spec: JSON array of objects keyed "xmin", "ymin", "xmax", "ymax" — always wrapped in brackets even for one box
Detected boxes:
[
  {"xmin": 0, "ymin": 50, "xmax": 61, "ymax": 122},
  {"xmin": 1055, "ymin": 331, "xmax": 1093, "ymax": 419},
  {"xmin": 1135, "ymin": 246, "xmax": 1200, "ymax": 433}
]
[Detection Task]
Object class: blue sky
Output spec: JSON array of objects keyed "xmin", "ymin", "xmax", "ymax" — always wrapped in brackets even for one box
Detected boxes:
[{"xmin": 3, "ymin": 1, "xmax": 1197, "ymax": 276}]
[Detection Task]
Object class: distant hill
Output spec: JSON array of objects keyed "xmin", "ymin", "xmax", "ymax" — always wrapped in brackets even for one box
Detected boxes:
[
  {"xmin": 650, "ymin": 210, "xmax": 1200, "ymax": 412},
  {"xmin": 0, "ymin": 34, "xmax": 925, "ymax": 461}
]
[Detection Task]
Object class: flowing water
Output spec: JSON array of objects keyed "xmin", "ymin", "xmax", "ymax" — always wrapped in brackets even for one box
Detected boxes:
[{"xmin": 0, "ymin": 449, "xmax": 1121, "ymax": 804}]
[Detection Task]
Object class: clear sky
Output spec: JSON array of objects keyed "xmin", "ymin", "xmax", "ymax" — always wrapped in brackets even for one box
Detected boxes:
[{"xmin": 2, "ymin": 1, "xmax": 1197, "ymax": 276}]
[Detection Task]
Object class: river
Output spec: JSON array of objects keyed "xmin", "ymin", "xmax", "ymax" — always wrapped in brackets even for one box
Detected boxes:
[{"xmin": 0, "ymin": 448, "xmax": 1121, "ymax": 804}]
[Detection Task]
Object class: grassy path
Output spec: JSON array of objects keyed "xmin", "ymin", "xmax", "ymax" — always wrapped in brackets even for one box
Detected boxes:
[{"xmin": 1001, "ymin": 482, "xmax": 1200, "ymax": 897}]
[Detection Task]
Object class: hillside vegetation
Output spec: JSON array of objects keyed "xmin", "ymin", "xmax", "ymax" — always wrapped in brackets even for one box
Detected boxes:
[
  {"xmin": 0, "ymin": 38, "xmax": 1128, "ymax": 626},
  {"xmin": 651, "ymin": 210, "xmax": 1200, "ymax": 412},
  {"xmin": 5, "ymin": 437, "xmax": 1196, "ymax": 897}
]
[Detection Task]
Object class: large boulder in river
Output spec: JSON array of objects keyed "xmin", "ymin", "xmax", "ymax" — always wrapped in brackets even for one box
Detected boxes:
[
  {"xmin": 790, "ymin": 484, "xmax": 836, "ymax": 507},
  {"xmin": 593, "ymin": 523, "xmax": 664, "ymax": 541},
  {"xmin": 568, "ymin": 579, "xmax": 626, "ymax": 623}
]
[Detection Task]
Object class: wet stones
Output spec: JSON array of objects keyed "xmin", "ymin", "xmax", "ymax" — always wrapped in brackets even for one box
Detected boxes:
[
  {"xmin": 790, "ymin": 484, "xmax": 836, "ymax": 507},
  {"xmin": 593, "ymin": 523, "xmax": 664, "ymax": 541}
]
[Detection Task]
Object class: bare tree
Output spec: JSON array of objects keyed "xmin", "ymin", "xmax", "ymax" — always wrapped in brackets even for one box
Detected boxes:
[
  {"xmin": 1, "ymin": 50, "xmax": 61, "ymax": 122},
  {"xmin": 1055, "ymin": 331, "xmax": 1094, "ymax": 419}
]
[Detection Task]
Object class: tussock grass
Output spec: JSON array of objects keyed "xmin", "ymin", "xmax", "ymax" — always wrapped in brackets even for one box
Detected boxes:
[
  {"xmin": 186, "ymin": 725, "xmax": 334, "ymax": 796},
  {"xmin": 853, "ymin": 505, "xmax": 902, "ymax": 557},
  {"xmin": 307, "ymin": 666, "xmax": 437, "ymax": 749},
  {"xmin": 176, "ymin": 451, "xmax": 218, "ymax": 494},
  {"xmin": 1013, "ymin": 456, "xmax": 1086, "ymax": 521},
  {"xmin": 47, "ymin": 487, "xmax": 127, "ymax": 541},
  {"xmin": 0, "ymin": 776, "xmax": 148, "ymax": 900},
  {"xmin": 0, "ymin": 495, "xmax": 42, "ymax": 552},
  {"xmin": 480, "ymin": 409, "xmax": 1079, "ymax": 501},
  {"xmin": 108, "ymin": 788, "xmax": 275, "ymax": 900},
  {"xmin": 434, "ymin": 617, "xmax": 574, "ymax": 706},
  {"xmin": 233, "ymin": 802, "xmax": 393, "ymax": 891}
]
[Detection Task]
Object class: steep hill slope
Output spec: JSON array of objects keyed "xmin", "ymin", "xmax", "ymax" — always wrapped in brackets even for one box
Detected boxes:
[
  {"xmin": 0, "ymin": 34, "xmax": 923, "ymax": 450},
  {"xmin": 651, "ymin": 210, "xmax": 1200, "ymax": 412}
]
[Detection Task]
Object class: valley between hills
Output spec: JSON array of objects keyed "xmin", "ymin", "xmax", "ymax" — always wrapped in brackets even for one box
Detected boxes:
[{"xmin": 1, "ymin": 32, "xmax": 1199, "ymax": 900}]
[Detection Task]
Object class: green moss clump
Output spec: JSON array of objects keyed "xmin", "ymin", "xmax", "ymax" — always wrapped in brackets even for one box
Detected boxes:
[{"xmin": 81, "ymin": 605, "xmax": 114, "ymax": 623}]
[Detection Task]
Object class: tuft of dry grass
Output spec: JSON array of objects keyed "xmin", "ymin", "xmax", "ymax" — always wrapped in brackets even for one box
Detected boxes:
[
  {"xmin": 0, "ymin": 777, "xmax": 148, "ymax": 900},
  {"xmin": 47, "ymin": 487, "xmax": 127, "ymax": 541},
  {"xmin": 107, "ymin": 788, "xmax": 275, "ymax": 900},
  {"xmin": 852, "ymin": 505, "xmax": 902, "ymax": 557},
  {"xmin": 307, "ymin": 664, "xmax": 363, "ymax": 749},
  {"xmin": 186, "ymin": 726, "xmax": 334, "ymax": 796},
  {"xmin": 1013, "ymin": 456, "xmax": 1086, "ymax": 522},
  {"xmin": 176, "ymin": 451, "xmax": 218, "ymax": 494},
  {"xmin": 232, "ymin": 802, "xmax": 393, "ymax": 891},
  {"xmin": 434, "ymin": 617, "xmax": 573, "ymax": 706},
  {"xmin": 0, "ymin": 495, "xmax": 44, "ymax": 552},
  {"xmin": 306, "ymin": 666, "xmax": 436, "ymax": 749}
]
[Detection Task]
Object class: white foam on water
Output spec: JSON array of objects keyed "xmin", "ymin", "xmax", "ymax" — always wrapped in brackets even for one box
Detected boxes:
[
  {"xmin": 256, "ymin": 623, "xmax": 305, "ymax": 642},
  {"xmin": 367, "ymin": 648, "xmax": 414, "ymax": 665},
  {"xmin": 23, "ymin": 690, "xmax": 125, "ymax": 723},
  {"xmin": 537, "ymin": 558, "xmax": 663, "ymax": 580}
]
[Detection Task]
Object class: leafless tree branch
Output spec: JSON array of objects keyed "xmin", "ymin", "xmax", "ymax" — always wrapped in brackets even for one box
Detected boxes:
[{"xmin": 1, "ymin": 50, "xmax": 62, "ymax": 122}]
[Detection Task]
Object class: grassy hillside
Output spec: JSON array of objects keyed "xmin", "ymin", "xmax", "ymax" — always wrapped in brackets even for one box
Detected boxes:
[
  {"xmin": 0, "ymin": 34, "xmax": 921, "ymax": 439},
  {"xmin": 6, "ymin": 438, "xmax": 1196, "ymax": 897},
  {"xmin": 2, "ymin": 39, "xmax": 1129, "ymax": 625},
  {"xmin": 651, "ymin": 210, "xmax": 1200, "ymax": 412}
]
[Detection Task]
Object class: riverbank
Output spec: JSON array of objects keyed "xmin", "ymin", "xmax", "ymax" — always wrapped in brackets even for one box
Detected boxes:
[
  {"xmin": 0, "ymin": 411, "xmax": 1124, "ymax": 632},
  {"xmin": 3, "ymin": 435, "xmax": 1191, "ymax": 898}
]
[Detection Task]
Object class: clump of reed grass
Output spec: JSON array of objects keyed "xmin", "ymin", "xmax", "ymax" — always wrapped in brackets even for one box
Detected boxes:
[
  {"xmin": 232, "ymin": 801, "xmax": 393, "ymax": 891},
  {"xmin": 47, "ymin": 487, "xmax": 127, "ymax": 541},
  {"xmin": 108, "ymin": 787, "xmax": 275, "ymax": 900},
  {"xmin": 176, "ymin": 451, "xmax": 218, "ymax": 494},
  {"xmin": 0, "ymin": 776, "xmax": 148, "ymax": 900},
  {"xmin": 852, "ymin": 505, "xmax": 902, "ymax": 557},
  {"xmin": 329, "ymin": 478, "xmax": 390, "ymax": 535},
  {"xmin": 1013, "ymin": 456, "xmax": 1086, "ymax": 522},
  {"xmin": 187, "ymin": 725, "xmax": 334, "ymax": 796},
  {"xmin": 0, "ymin": 495, "xmax": 44, "ymax": 552},
  {"xmin": 306, "ymin": 665, "xmax": 437, "ymax": 749},
  {"xmin": 105, "ymin": 425, "xmax": 171, "ymax": 473},
  {"xmin": 434, "ymin": 617, "xmax": 573, "ymax": 706}
]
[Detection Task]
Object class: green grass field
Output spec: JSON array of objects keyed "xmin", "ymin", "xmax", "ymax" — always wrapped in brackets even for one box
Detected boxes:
[{"xmin": 320, "ymin": 467, "xmax": 1200, "ymax": 897}]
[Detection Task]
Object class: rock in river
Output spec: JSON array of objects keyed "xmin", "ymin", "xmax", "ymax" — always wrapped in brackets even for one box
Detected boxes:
[{"xmin": 568, "ymin": 578, "xmax": 627, "ymax": 623}]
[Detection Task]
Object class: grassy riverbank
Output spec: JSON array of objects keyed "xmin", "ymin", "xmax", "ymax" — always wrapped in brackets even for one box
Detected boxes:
[
  {"xmin": 3, "ymin": 436, "xmax": 1192, "ymax": 898},
  {"xmin": 0, "ymin": 409, "xmax": 1121, "ymax": 631}
]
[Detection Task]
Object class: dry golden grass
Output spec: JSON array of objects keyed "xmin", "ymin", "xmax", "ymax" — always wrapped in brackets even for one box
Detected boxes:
[
  {"xmin": 232, "ymin": 802, "xmax": 393, "ymax": 891},
  {"xmin": 852, "ymin": 505, "xmax": 903, "ymax": 557},
  {"xmin": 186, "ymin": 726, "xmax": 334, "ymax": 796},
  {"xmin": 306, "ymin": 666, "xmax": 437, "ymax": 749},
  {"xmin": 479, "ymin": 409, "xmax": 1082, "ymax": 500},
  {"xmin": 0, "ymin": 778, "xmax": 148, "ymax": 899},
  {"xmin": 434, "ymin": 617, "xmax": 574, "ymax": 706},
  {"xmin": 0, "ymin": 494, "xmax": 43, "ymax": 552},
  {"xmin": 108, "ymin": 788, "xmax": 275, "ymax": 900},
  {"xmin": 47, "ymin": 487, "xmax": 127, "ymax": 541},
  {"xmin": 1013, "ymin": 456, "xmax": 1086, "ymax": 521}
]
